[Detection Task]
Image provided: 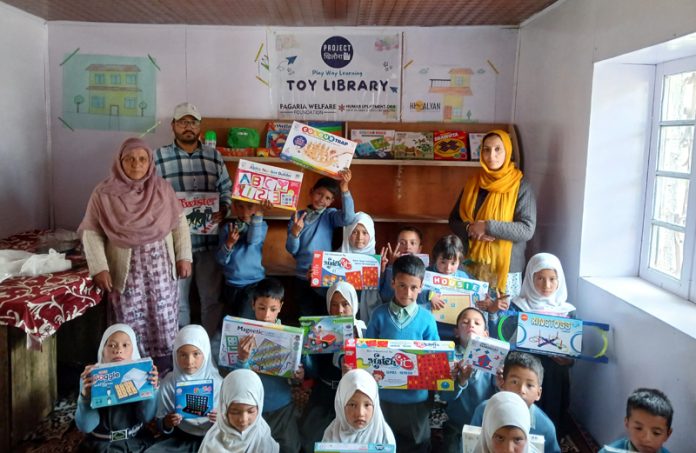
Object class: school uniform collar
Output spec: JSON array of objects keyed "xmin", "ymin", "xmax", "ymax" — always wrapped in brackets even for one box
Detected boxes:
[{"xmin": 389, "ymin": 300, "xmax": 418, "ymax": 322}]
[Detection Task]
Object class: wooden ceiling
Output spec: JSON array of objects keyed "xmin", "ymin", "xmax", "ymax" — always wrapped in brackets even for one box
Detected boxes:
[{"xmin": 3, "ymin": 0, "xmax": 559, "ymax": 26}]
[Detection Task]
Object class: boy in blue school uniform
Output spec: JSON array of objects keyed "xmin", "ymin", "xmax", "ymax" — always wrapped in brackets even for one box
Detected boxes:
[
  {"xmin": 599, "ymin": 388, "xmax": 673, "ymax": 453},
  {"xmin": 286, "ymin": 171, "xmax": 355, "ymax": 316},
  {"xmin": 234, "ymin": 278, "xmax": 304, "ymax": 453},
  {"xmin": 440, "ymin": 307, "xmax": 497, "ymax": 453},
  {"xmin": 365, "ymin": 254, "xmax": 438, "ymax": 453},
  {"xmin": 470, "ymin": 351, "xmax": 561, "ymax": 453}
]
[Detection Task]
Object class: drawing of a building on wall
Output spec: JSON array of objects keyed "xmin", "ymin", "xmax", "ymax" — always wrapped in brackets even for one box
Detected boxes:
[
  {"xmin": 428, "ymin": 68, "xmax": 473, "ymax": 122},
  {"xmin": 85, "ymin": 64, "xmax": 144, "ymax": 122}
]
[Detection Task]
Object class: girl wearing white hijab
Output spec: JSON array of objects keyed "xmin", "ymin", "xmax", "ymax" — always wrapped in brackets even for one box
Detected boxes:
[
  {"xmin": 148, "ymin": 325, "xmax": 223, "ymax": 452},
  {"xmin": 326, "ymin": 280, "xmax": 367, "ymax": 338},
  {"xmin": 339, "ymin": 212, "xmax": 382, "ymax": 324},
  {"xmin": 322, "ymin": 369, "xmax": 396, "ymax": 445},
  {"xmin": 76, "ymin": 323, "xmax": 159, "ymax": 452},
  {"xmin": 474, "ymin": 391, "xmax": 540, "ymax": 453},
  {"xmin": 513, "ymin": 253, "xmax": 575, "ymax": 317},
  {"xmin": 198, "ymin": 369, "xmax": 279, "ymax": 453}
]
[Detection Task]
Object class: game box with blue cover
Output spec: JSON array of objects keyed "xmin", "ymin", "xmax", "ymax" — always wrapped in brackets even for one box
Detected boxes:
[
  {"xmin": 89, "ymin": 358, "xmax": 155, "ymax": 409},
  {"xmin": 175, "ymin": 379, "xmax": 214, "ymax": 419}
]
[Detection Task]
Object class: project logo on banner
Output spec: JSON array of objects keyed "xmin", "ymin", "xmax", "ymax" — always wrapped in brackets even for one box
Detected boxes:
[{"xmin": 270, "ymin": 30, "xmax": 402, "ymax": 121}]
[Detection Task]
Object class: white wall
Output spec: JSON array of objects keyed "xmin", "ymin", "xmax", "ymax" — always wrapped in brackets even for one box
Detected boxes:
[
  {"xmin": 515, "ymin": 0, "xmax": 696, "ymax": 450},
  {"xmin": 0, "ymin": 3, "xmax": 49, "ymax": 238}
]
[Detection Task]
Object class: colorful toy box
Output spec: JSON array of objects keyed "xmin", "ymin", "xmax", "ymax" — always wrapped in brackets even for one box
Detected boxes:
[
  {"xmin": 310, "ymin": 251, "xmax": 381, "ymax": 290},
  {"xmin": 219, "ymin": 316, "xmax": 304, "ymax": 378},
  {"xmin": 429, "ymin": 292, "xmax": 473, "ymax": 325},
  {"xmin": 459, "ymin": 334, "xmax": 510, "ymax": 375},
  {"xmin": 265, "ymin": 121, "xmax": 293, "ymax": 157},
  {"xmin": 434, "ymin": 130, "xmax": 469, "ymax": 160},
  {"xmin": 350, "ymin": 129, "xmax": 395, "ymax": 159},
  {"xmin": 314, "ymin": 443, "xmax": 395, "ymax": 453},
  {"xmin": 423, "ymin": 271, "xmax": 489, "ymax": 325},
  {"xmin": 89, "ymin": 358, "xmax": 155, "ymax": 409},
  {"xmin": 514, "ymin": 312, "xmax": 584, "ymax": 358},
  {"xmin": 462, "ymin": 425, "xmax": 544, "ymax": 452},
  {"xmin": 177, "ymin": 192, "xmax": 220, "ymax": 235},
  {"xmin": 232, "ymin": 159, "xmax": 303, "ymax": 211},
  {"xmin": 393, "ymin": 131, "xmax": 434, "ymax": 160},
  {"xmin": 344, "ymin": 338, "xmax": 456, "ymax": 391},
  {"xmin": 280, "ymin": 121, "xmax": 356, "ymax": 179},
  {"xmin": 175, "ymin": 379, "xmax": 214, "ymax": 419},
  {"xmin": 299, "ymin": 315, "xmax": 355, "ymax": 354},
  {"xmin": 468, "ymin": 132, "xmax": 486, "ymax": 161}
]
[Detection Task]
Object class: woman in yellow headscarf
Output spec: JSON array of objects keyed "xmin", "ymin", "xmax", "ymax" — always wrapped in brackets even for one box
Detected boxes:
[{"xmin": 449, "ymin": 130, "xmax": 537, "ymax": 316}]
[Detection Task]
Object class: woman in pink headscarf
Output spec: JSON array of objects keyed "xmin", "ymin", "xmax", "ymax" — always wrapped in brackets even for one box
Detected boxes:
[{"xmin": 79, "ymin": 138, "xmax": 192, "ymax": 367}]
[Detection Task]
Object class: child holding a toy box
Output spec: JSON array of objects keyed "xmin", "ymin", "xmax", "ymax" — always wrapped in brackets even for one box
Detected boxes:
[
  {"xmin": 286, "ymin": 172, "xmax": 356, "ymax": 316},
  {"xmin": 440, "ymin": 307, "xmax": 498, "ymax": 453},
  {"xmin": 365, "ymin": 254, "xmax": 439, "ymax": 453},
  {"xmin": 233, "ymin": 278, "xmax": 304, "ymax": 453},
  {"xmin": 379, "ymin": 226, "xmax": 425, "ymax": 303},
  {"xmin": 147, "ymin": 325, "xmax": 221, "ymax": 452},
  {"xmin": 470, "ymin": 352, "xmax": 561, "ymax": 453},
  {"xmin": 598, "ymin": 388, "xmax": 673, "ymax": 453},
  {"xmin": 322, "ymin": 368, "xmax": 396, "ymax": 445},
  {"xmin": 300, "ymin": 281, "xmax": 367, "ymax": 452},
  {"xmin": 198, "ymin": 369, "xmax": 279, "ymax": 453},
  {"xmin": 474, "ymin": 391, "xmax": 540, "ymax": 453},
  {"xmin": 75, "ymin": 324, "xmax": 159, "ymax": 452}
]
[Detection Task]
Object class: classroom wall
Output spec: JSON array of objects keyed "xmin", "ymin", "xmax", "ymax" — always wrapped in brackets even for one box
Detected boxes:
[
  {"xmin": 515, "ymin": 0, "xmax": 696, "ymax": 450},
  {"xmin": 0, "ymin": 3, "xmax": 49, "ymax": 238},
  {"xmin": 46, "ymin": 23, "xmax": 518, "ymax": 229}
]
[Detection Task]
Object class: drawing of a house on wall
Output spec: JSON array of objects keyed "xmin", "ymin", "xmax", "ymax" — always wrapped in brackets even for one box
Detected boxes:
[
  {"xmin": 85, "ymin": 64, "xmax": 144, "ymax": 117},
  {"xmin": 428, "ymin": 68, "xmax": 473, "ymax": 122}
]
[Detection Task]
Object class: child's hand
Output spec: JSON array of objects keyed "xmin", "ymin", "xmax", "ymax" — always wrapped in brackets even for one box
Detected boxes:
[
  {"xmin": 430, "ymin": 294, "xmax": 446, "ymax": 311},
  {"xmin": 291, "ymin": 211, "xmax": 307, "ymax": 237},
  {"xmin": 293, "ymin": 364, "xmax": 305, "ymax": 382},
  {"xmin": 258, "ymin": 198, "xmax": 274, "ymax": 212},
  {"xmin": 93, "ymin": 270, "xmax": 113, "ymax": 292},
  {"xmin": 339, "ymin": 168, "xmax": 352, "ymax": 192},
  {"xmin": 475, "ymin": 294, "xmax": 492, "ymax": 312},
  {"xmin": 213, "ymin": 206, "xmax": 228, "ymax": 224},
  {"xmin": 489, "ymin": 293, "xmax": 510, "ymax": 313},
  {"xmin": 207, "ymin": 410, "xmax": 217, "ymax": 423},
  {"xmin": 384, "ymin": 242, "xmax": 402, "ymax": 265},
  {"xmin": 226, "ymin": 225, "xmax": 240, "ymax": 249},
  {"xmin": 80, "ymin": 364, "xmax": 97, "ymax": 400},
  {"xmin": 149, "ymin": 365, "xmax": 159, "ymax": 389},
  {"xmin": 454, "ymin": 361, "xmax": 474, "ymax": 386},
  {"xmin": 237, "ymin": 335, "xmax": 254, "ymax": 362},
  {"xmin": 164, "ymin": 412, "xmax": 183, "ymax": 430},
  {"xmin": 379, "ymin": 247, "xmax": 390, "ymax": 273}
]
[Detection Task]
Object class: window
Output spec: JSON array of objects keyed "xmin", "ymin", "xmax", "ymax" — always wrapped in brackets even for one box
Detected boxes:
[
  {"xmin": 124, "ymin": 97, "xmax": 136, "ymax": 109},
  {"xmin": 126, "ymin": 74, "xmax": 137, "ymax": 85},
  {"xmin": 90, "ymin": 96, "xmax": 105, "ymax": 109},
  {"xmin": 94, "ymin": 74, "xmax": 105, "ymax": 84},
  {"xmin": 110, "ymin": 74, "xmax": 121, "ymax": 85},
  {"xmin": 641, "ymin": 56, "xmax": 696, "ymax": 300}
]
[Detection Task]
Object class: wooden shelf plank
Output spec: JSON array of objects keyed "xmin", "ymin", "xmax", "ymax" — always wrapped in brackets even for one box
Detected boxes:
[
  {"xmin": 262, "ymin": 215, "xmax": 448, "ymax": 224},
  {"xmin": 222, "ymin": 155, "xmax": 479, "ymax": 167}
]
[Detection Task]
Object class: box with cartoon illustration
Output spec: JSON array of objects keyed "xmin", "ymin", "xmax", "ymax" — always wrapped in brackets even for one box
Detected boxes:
[
  {"xmin": 515, "ymin": 312, "xmax": 584, "ymax": 358},
  {"xmin": 350, "ymin": 129, "xmax": 395, "ymax": 159},
  {"xmin": 459, "ymin": 334, "xmax": 510, "ymax": 375},
  {"xmin": 468, "ymin": 132, "xmax": 486, "ymax": 161},
  {"xmin": 175, "ymin": 379, "xmax": 214, "ymax": 419},
  {"xmin": 280, "ymin": 121, "xmax": 356, "ymax": 179},
  {"xmin": 423, "ymin": 271, "xmax": 489, "ymax": 325},
  {"xmin": 310, "ymin": 251, "xmax": 381, "ymax": 290},
  {"xmin": 177, "ymin": 192, "xmax": 220, "ymax": 235},
  {"xmin": 344, "ymin": 338, "xmax": 456, "ymax": 391},
  {"xmin": 393, "ymin": 131, "xmax": 434, "ymax": 160},
  {"xmin": 232, "ymin": 159, "xmax": 303, "ymax": 211},
  {"xmin": 429, "ymin": 292, "xmax": 473, "ymax": 325},
  {"xmin": 314, "ymin": 443, "xmax": 396, "ymax": 453},
  {"xmin": 434, "ymin": 130, "xmax": 469, "ymax": 161},
  {"xmin": 265, "ymin": 121, "xmax": 293, "ymax": 157},
  {"xmin": 299, "ymin": 315, "xmax": 355, "ymax": 354},
  {"xmin": 89, "ymin": 358, "xmax": 155, "ymax": 409},
  {"xmin": 219, "ymin": 316, "xmax": 304, "ymax": 378}
]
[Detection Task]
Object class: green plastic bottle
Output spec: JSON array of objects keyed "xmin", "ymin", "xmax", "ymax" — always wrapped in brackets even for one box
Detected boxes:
[{"xmin": 204, "ymin": 130, "xmax": 217, "ymax": 148}]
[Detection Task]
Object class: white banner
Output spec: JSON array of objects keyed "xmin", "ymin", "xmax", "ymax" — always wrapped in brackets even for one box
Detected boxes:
[{"xmin": 270, "ymin": 30, "xmax": 402, "ymax": 121}]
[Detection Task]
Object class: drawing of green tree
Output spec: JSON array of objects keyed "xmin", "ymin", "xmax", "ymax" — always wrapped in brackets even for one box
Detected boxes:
[
  {"xmin": 139, "ymin": 101, "xmax": 148, "ymax": 117},
  {"xmin": 74, "ymin": 95, "xmax": 84, "ymax": 113}
]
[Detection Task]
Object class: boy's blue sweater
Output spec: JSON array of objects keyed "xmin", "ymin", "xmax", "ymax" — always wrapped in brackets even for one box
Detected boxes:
[
  {"xmin": 365, "ymin": 302, "xmax": 439, "ymax": 405},
  {"xmin": 285, "ymin": 192, "xmax": 355, "ymax": 279},
  {"xmin": 471, "ymin": 400, "xmax": 561, "ymax": 453},
  {"xmin": 379, "ymin": 266, "xmax": 471, "ymax": 311},
  {"xmin": 216, "ymin": 216, "xmax": 267, "ymax": 286},
  {"xmin": 599, "ymin": 437, "xmax": 671, "ymax": 453}
]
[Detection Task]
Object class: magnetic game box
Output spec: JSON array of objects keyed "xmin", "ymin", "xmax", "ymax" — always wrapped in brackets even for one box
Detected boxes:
[
  {"xmin": 434, "ymin": 130, "xmax": 469, "ymax": 161},
  {"xmin": 299, "ymin": 315, "xmax": 355, "ymax": 354},
  {"xmin": 350, "ymin": 129, "xmax": 396, "ymax": 159},
  {"xmin": 344, "ymin": 338, "xmax": 456, "ymax": 391},
  {"xmin": 175, "ymin": 379, "xmax": 214, "ymax": 419},
  {"xmin": 314, "ymin": 443, "xmax": 396, "ymax": 453},
  {"xmin": 219, "ymin": 316, "xmax": 304, "ymax": 378},
  {"xmin": 310, "ymin": 251, "xmax": 381, "ymax": 290},
  {"xmin": 459, "ymin": 334, "xmax": 510, "ymax": 375},
  {"xmin": 89, "ymin": 358, "xmax": 155, "ymax": 409}
]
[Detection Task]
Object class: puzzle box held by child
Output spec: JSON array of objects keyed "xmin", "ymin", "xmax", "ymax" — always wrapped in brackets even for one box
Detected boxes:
[
  {"xmin": 434, "ymin": 130, "xmax": 469, "ymax": 161},
  {"xmin": 219, "ymin": 316, "xmax": 304, "ymax": 378},
  {"xmin": 89, "ymin": 358, "xmax": 155, "ymax": 409},
  {"xmin": 231, "ymin": 159, "xmax": 304, "ymax": 211},
  {"xmin": 299, "ymin": 315, "xmax": 355, "ymax": 354},
  {"xmin": 429, "ymin": 292, "xmax": 472, "ymax": 325},
  {"xmin": 459, "ymin": 334, "xmax": 510, "ymax": 375},
  {"xmin": 344, "ymin": 338, "xmax": 456, "ymax": 391},
  {"xmin": 175, "ymin": 379, "xmax": 214, "ymax": 419},
  {"xmin": 310, "ymin": 251, "xmax": 381, "ymax": 290},
  {"xmin": 280, "ymin": 121, "xmax": 357, "ymax": 179},
  {"xmin": 350, "ymin": 129, "xmax": 395, "ymax": 159},
  {"xmin": 423, "ymin": 271, "xmax": 489, "ymax": 299},
  {"xmin": 514, "ymin": 312, "xmax": 584, "ymax": 358},
  {"xmin": 462, "ymin": 425, "xmax": 545, "ymax": 453},
  {"xmin": 314, "ymin": 442, "xmax": 396, "ymax": 453}
]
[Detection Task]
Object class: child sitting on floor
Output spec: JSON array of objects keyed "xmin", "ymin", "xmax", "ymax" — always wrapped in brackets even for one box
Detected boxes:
[{"xmin": 474, "ymin": 391, "xmax": 540, "ymax": 453}]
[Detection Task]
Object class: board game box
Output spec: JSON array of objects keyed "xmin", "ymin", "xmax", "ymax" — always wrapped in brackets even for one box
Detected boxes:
[
  {"xmin": 350, "ymin": 129, "xmax": 395, "ymax": 159},
  {"xmin": 177, "ymin": 192, "xmax": 219, "ymax": 235},
  {"xmin": 89, "ymin": 358, "xmax": 155, "ymax": 409},
  {"xmin": 514, "ymin": 312, "xmax": 584, "ymax": 358},
  {"xmin": 429, "ymin": 292, "xmax": 473, "ymax": 325},
  {"xmin": 423, "ymin": 271, "xmax": 489, "ymax": 300},
  {"xmin": 462, "ymin": 425, "xmax": 544, "ymax": 452},
  {"xmin": 393, "ymin": 131, "xmax": 434, "ymax": 160},
  {"xmin": 314, "ymin": 443, "xmax": 395, "ymax": 453},
  {"xmin": 232, "ymin": 159, "xmax": 303, "ymax": 211},
  {"xmin": 175, "ymin": 379, "xmax": 214, "ymax": 419},
  {"xmin": 344, "ymin": 338, "xmax": 456, "ymax": 391},
  {"xmin": 468, "ymin": 132, "xmax": 486, "ymax": 161},
  {"xmin": 310, "ymin": 251, "xmax": 381, "ymax": 290},
  {"xmin": 265, "ymin": 121, "xmax": 293, "ymax": 157},
  {"xmin": 280, "ymin": 121, "xmax": 356, "ymax": 179},
  {"xmin": 434, "ymin": 130, "xmax": 469, "ymax": 160},
  {"xmin": 299, "ymin": 315, "xmax": 355, "ymax": 354},
  {"xmin": 459, "ymin": 334, "xmax": 510, "ymax": 374},
  {"xmin": 219, "ymin": 316, "xmax": 304, "ymax": 378}
]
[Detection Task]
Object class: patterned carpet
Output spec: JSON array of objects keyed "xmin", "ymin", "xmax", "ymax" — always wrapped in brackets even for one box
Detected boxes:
[{"xmin": 17, "ymin": 397, "xmax": 84, "ymax": 453}]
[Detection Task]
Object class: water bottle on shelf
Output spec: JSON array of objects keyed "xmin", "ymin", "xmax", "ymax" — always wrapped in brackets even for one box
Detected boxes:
[{"xmin": 204, "ymin": 130, "xmax": 217, "ymax": 149}]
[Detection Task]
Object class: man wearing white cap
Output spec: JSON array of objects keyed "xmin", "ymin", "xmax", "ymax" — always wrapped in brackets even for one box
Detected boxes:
[{"xmin": 154, "ymin": 102, "xmax": 232, "ymax": 337}]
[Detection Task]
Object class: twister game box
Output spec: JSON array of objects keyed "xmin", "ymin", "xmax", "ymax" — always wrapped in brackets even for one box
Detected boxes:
[
  {"xmin": 459, "ymin": 334, "xmax": 510, "ymax": 375},
  {"xmin": 310, "ymin": 251, "xmax": 381, "ymax": 290},
  {"xmin": 89, "ymin": 358, "xmax": 155, "ymax": 409},
  {"xmin": 219, "ymin": 316, "xmax": 304, "ymax": 378},
  {"xmin": 315, "ymin": 443, "xmax": 395, "ymax": 453},
  {"xmin": 232, "ymin": 159, "xmax": 304, "ymax": 211},
  {"xmin": 299, "ymin": 315, "xmax": 355, "ymax": 354},
  {"xmin": 280, "ymin": 121, "xmax": 356, "ymax": 179},
  {"xmin": 175, "ymin": 379, "xmax": 214, "ymax": 419},
  {"xmin": 344, "ymin": 338, "xmax": 456, "ymax": 391}
]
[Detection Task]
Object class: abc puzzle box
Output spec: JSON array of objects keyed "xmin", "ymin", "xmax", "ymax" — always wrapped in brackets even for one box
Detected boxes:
[{"xmin": 89, "ymin": 358, "xmax": 155, "ymax": 409}]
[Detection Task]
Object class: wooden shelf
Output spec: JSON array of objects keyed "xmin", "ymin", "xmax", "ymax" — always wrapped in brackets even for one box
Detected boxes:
[
  {"xmin": 222, "ymin": 155, "xmax": 480, "ymax": 167},
  {"xmin": 263, "ymin": 214, "xmax": 448, "ymax": 224}
]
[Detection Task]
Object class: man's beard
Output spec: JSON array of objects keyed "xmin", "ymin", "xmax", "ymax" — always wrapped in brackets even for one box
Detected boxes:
[{"xmin": 176, "ymin": 131, "xmax": 198, "ymax": 145}]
